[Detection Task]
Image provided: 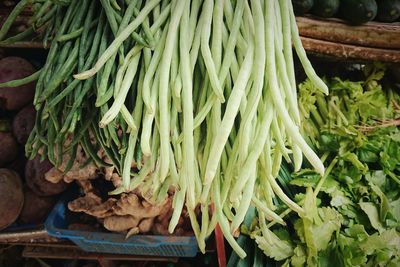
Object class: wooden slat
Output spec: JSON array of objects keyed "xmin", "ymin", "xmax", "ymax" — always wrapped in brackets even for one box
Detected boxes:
[
  {"xmin": 23, "ymin": 246, "xmax": 179, "ymax": 262},
  {"xmin": 300, "ymin": 36, "xmax": 400, "ymax": 63},
  {"xmin": 297, "ymin": 16, "xmax": 400, "ymax": 49},
  {"xmin": 0, "ymin": 227, "xmax": 58, "ymax": 243}
]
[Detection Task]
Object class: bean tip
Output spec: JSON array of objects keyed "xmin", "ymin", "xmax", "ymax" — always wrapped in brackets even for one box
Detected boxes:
[
  {"xmin": 320, "ymin": 84, "xmax": 329, "ymax": 95},
  {"xmin": 73, "ymin": 70, "xmax": 92, "ymax": 80},
  {"xmin": 168, "ymin": 223, "xmax": 176, "ymax": 234}
]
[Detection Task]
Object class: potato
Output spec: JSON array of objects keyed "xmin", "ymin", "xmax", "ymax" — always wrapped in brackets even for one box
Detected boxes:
[
  {"xmin": 25, "ymin": 156, "xmax": 68, "ymax": 196},
  {"xmin": 0, "ymin": 57, "xmax": 36, "ymax": 111},
  {"xmin": 0, "ymin": 169, "xmax": 24, "ymax": 230},
  {"xmin": 19, "ymin": 187, "xmax": 56, "ymax": 224},
  {"xmin": 0, "ymin": 132, "xmax": 18, "ymax": 167},
  {"xmin": 12, "ymin": 104, "xmax": 35, "ymax": 144},
  {"xmin": 6, "ymin": 153, "xmax": 27, "ymax": 179}
]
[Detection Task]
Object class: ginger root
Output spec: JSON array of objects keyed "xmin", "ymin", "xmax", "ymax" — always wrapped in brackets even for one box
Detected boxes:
[
  {"xmin": 104, "ymin": 215, "xmax": 140, "ymax": 232},
  {"xmin": 45, "ymin": 145, "xmax": 98, "ymax": 184},
  {"xmin": 112, "ymin": 193, "xmax": 169, "ymax": 218},
  {"xmin": 68, "ymin": 192, "xmax": 116, "ymax": 218},
  {"xmin": 138, "ymin": 217, "xmax": 155, "ymax": 233},
  {"xmin": 68, "ymin": 178, "xmax": 192, "ymax": 236}
]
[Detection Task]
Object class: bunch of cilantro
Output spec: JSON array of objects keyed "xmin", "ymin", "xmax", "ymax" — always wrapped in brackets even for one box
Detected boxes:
[{"xmin": 249, "ymin": 64, "xmax": 400, "ymax": 267}]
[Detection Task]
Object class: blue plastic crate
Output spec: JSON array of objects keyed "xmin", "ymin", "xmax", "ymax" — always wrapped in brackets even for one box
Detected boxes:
[{"xmin": 45, "ymin": 192, "xmax": 198, "ymax": 257}]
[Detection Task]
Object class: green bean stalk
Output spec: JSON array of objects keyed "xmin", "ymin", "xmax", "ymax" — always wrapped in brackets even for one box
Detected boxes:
[{"xmin": 0, "ymin": 0, "xmax": 328, "ymax": 259}]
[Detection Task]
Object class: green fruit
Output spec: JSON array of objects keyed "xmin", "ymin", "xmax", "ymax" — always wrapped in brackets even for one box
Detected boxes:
[
  {"xmin": 311, "ymin": 0, "xmax": 340, "ymax": 17},
  {"xmin": 292, "ymin": 0, "xmax": 315, "ymax": 15},
  {"xmin": 339, "ymin": 0, "xmax": 378, "ymax": 25}
]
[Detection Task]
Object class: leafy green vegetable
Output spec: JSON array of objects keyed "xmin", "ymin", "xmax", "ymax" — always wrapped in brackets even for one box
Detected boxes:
[
  {"xmin": 250, "ymin": 64, "xmax": 400, "ymax": 266},
  {"xmin": 293, "ymin": 64, "xmax": 400, "ymax": 266},
  {"xmin": 359, "ymin": 202, "xmax": 385, "ymax": 232},
  {"xmin": 294, "ymin": 188, "xmax": 342, "ymax": 266},
  {"xmin": 254, "ymin": 228, "xmax": 294, "ymax": 261}
]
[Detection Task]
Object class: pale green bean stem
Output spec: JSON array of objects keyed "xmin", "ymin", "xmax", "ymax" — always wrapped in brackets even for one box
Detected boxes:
[
  {"xmin": 287, "ymin": 0, "xmax": 329, "ymax": 95},
  {"xmin": 149, "ymin": 3, "xmax": 171, "ymax": 32},
  {"xmin": 100, "ymin": 53, "xmax": 141, "ymax": 127},
  {"xmin": 188, "ymin": 0, "xmax": 201, "ymax": 45},
  {"xmin": 252, "ymin": 196, "xmax": 285, "ymax": 225},
  {"xmin": 168, "ymin": 145, "xmax": 179, "ymax": 185},
  {"xmin": 158, "ymin": 0, "xmax": 185, "ymax": 183},
  {"xmin": 275, "ymin": 32, "xmax": 301, "ymax": 124},
  {"xmin": 131, "ymin": 133, "xmax": 159, "ymax": 191},
  {"xmin": 223, "ymin": 0, "xmax": 247, "ymax": 53},
  {"xmin": 180, "ymin": 0, "xmax": 196, "ymax": 209},
  {"xmin": 142, "ymin": 27, "xmax": 168, "ymax": 113},
  {"xmin": 189, "ymin": 18, "xmax": 202, "ymax": 73},
  {"xmin": 219, "ymin": 0, "xmax": 245, "ymax": 86},
  {"xmin": 272, "ymin": 149, "xmax": 283, "ymax": 178},
  {"xmin": 231, "ymin": 103, "xmax": 273, "ymax": 200},
  {"xmin": 212, "ymin": 177, "xmax": 246, "ymax": 258},
  {"xmin": 230, "ymin": 166, "xmax": 256, "ymax": 232},
  {"xmin": 267, "ymin": 172, "xmax": 304, "ymax": 215},
  {"xmin": 170, "ymin": 36, "xmax": 179, "ymax": 97},
  {"xmin": 278, "ymin": 0, "xmax": 295, "ymax": 92},
  {"xmin": 200, "ymin": 0, "xmax": 225, "ymax": 103},
  {"xmin": 141, "ymin": 64, "xmax": 160, "ymax": 155},
  {"xmin": 220, "ymin": 136, "xmax": 240, "ymax": 205},
  {"xmin": 271, "ymin": 117, "xmax": 291, "ymax": 162},
  {"xmin": 265, "ymin": 0, "xmax": 325, "ymax": 176},
  {"xmin": 168, "ymin": 183, "xmax": 186, "ymax": 233},
  {"xmin": 114, "ymin": 47, "xmax": 140, "ymax": 131},
  {"xmin": 204, "ymin": 207, "xmax": 218, "ymax": 236},
  {"xmin": 194, "ymin": 157, "xmax": 203, "ymax": 201},
  {"xmin": 243, "ymin": 1, "xmax": 255, "ymax": 37},
  {"xmin": 173, "ymin": 75, "xmax": 182, "ymax": 104},
  {"xmin": 187, "ymin": 206, "xmax": 205, "ymax": 253},
  {"xmin": 208, "ymin": 0, "xmax": 223, "ymax": 199},
  {"xmin": 211, "ymin": 0, "xmax": 224, "ymax": 70},
  {"xmin": 122, "ymin": 132, "xmax": 137, "ymax": 190},
  {"xmin": 204, "ymin": 43, "xmax": 254, "ymax": 185},
  {"xmin": 236, "ymin": 0, "xmax": 265, "ymax": 171},
  {"xmin": 199, "ymin": 203, "xmax": 210, "ymax": 251},
  {"xmin": 262, "ymin": 139, "xmax": 277, "ymax": 209}
]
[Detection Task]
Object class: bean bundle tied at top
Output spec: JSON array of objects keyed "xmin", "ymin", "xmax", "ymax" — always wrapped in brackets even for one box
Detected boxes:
[{"xmin": 0, "ymin": 0, "xmax": 328, "ymax": 258}]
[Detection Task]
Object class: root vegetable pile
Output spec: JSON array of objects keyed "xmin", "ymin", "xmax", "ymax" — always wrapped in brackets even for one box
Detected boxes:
[
  {"xmin": 1, "ymin": 0, "xmax": 328, "ymax": 258},
  {"xmin": 69, "ymin": 180, "xmax": 192, "ymax": 235}
]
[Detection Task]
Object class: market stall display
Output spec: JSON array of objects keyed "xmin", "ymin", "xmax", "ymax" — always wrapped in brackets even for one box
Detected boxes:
[
  {"xmin": 0, "ymin": 0, "xmax": 328, "ymax": 258},
  {"xmin": 0, "ymin": 1, "xmax": 398, "ymax": 266}
]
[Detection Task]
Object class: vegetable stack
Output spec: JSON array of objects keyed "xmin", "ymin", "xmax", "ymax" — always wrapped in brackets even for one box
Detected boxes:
[{"xmin": 0, "ymin": 0, "xmax": 328, "ymax": 258}]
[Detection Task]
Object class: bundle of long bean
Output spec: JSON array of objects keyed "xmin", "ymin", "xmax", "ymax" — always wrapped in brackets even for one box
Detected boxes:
[{"xmin": 0, "ymin": 0, "xmax": 328, "ymax": 258}]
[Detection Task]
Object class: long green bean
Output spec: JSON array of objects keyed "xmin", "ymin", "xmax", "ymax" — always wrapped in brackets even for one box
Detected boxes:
[
  {"xmin": 74, "ymin": 0, "xmax": 162, "ymax": 80},
  {"xmin": 0, "ymin": 0, "xmax": 331, "ymax": 259}
]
